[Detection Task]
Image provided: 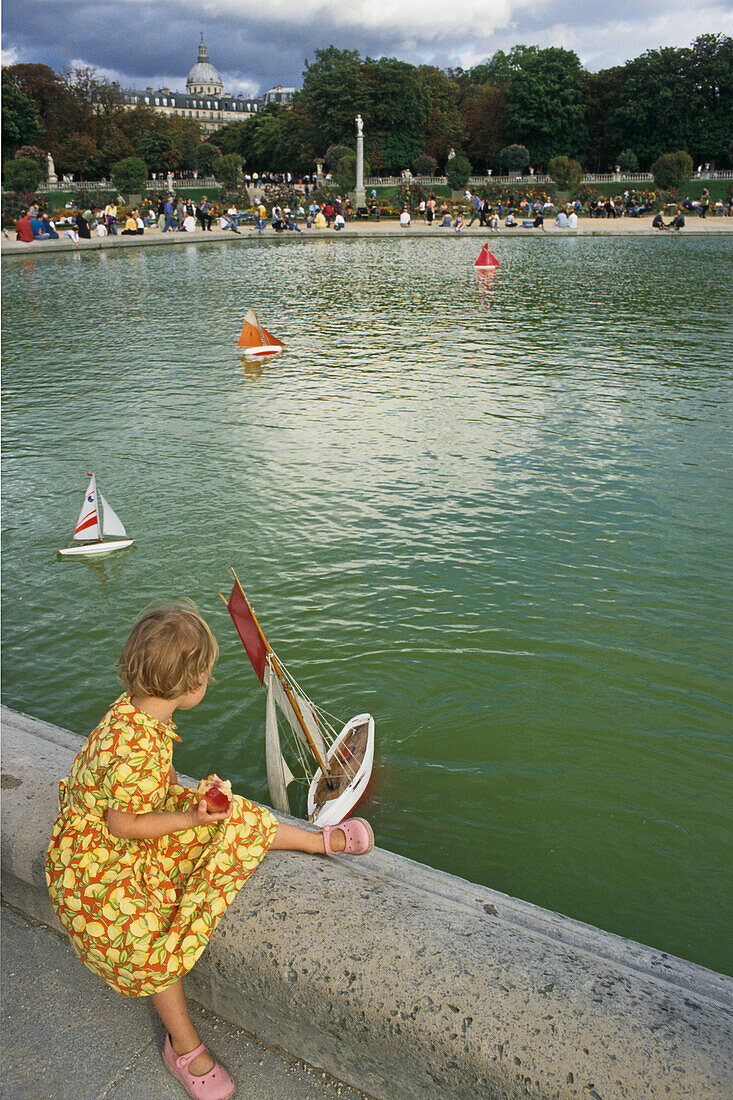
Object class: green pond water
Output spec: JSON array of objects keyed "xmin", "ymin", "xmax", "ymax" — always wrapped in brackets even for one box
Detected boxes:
[{"xmin": 2, "ymin": 234, "xmax": 732, "ymax": 974}]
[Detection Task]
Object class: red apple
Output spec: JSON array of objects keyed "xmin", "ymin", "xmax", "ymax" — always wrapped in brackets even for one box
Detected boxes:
[
  {"xmin": 204, "ymin": 784, "xmax": 231, "ymax": 812},
  {"xmin": 196, "ymin": 774, "xmax": 232, "ymax": 813}
]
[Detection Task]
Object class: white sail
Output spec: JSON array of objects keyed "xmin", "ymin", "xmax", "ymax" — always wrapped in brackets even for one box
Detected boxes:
[
  {"xmin": 100, "ymin": 494, "xmax": 128, "ymax": 538},
  {"xmin": 73, "ymin": 475, "xmax": 101, "ymax": 541},
  {"xmin": 270, "ymin": 671, "xmax": 329, "ymax": 767},
  {"xmin": 265, "ymin": 671, "xmax": 293, "ymax": 814}
]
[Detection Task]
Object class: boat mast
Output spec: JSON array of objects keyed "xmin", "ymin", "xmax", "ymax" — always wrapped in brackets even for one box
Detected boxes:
[{"xmin": 221, "ymin": 571, "xmax": 332, "ymax": 776}]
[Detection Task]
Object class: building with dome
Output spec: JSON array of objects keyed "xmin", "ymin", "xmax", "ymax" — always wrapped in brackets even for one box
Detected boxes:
[{"xmin": 118, "ymin": 37, "xmax": 261, "ymax": 134}]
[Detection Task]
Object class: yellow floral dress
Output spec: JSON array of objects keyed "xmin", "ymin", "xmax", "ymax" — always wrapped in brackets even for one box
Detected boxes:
[{"xmin": 46, "ymin": 694, "xmax": 278, "ymax": 997}]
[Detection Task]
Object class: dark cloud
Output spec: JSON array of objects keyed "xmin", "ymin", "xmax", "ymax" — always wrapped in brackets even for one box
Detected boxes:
[{"xmin": 2, "ymin": 0, "xmax": 729, "ymax": 95}]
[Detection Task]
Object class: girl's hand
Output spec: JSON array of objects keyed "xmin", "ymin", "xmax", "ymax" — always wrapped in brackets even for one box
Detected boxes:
[{"xmin": 191, "ymin": 798, "xmax": 233, "ymax": 827}]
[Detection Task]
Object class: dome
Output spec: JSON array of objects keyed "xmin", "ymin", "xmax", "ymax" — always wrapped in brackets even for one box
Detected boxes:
[{"xmin": 186, "ymin": 37, "xmax": 223, "ymax": 93}]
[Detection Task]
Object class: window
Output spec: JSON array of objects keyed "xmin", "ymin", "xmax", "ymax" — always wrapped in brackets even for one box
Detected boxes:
[
  {"xmin": 144, "ymin": 96, "xmax": 150, "ymax": 104},
  {"xmin": 155, "ymin": 97, "xmax": 159, "ymax": 105}
]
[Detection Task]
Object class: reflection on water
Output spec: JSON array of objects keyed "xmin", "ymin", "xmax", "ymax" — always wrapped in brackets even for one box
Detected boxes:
[{"xmin": 2, "ymin": 234, "xmax": 732, "ymax": 973}]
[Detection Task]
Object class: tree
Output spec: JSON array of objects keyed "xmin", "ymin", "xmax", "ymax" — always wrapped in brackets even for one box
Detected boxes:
[
  {"xmin": 195, "ymin": 143, "xmax": 221, "ymax": 174},
  {"xmin": 301, "ymin": 46, "xmax": 370, "ymax": 149},
  {"xmin": 617, "ymin": 148, "xmax": 638, "ymax": 171},
  {"xmin": 502, "ymin": 45, "xmax": 586, "ymax": 166},
  {"xmin": 581, "ymin": 67, "xmax": 623, "ymax": 171},
  {"xmin": 15, "ymin": 144, "xmax": 48, "ymax": 169},
  {"xmin": 1, "ymin": 70, "xmax": 41, "ymax": 158},
  {"xmin": 364, "ymin": 57, "xmax": 429, "ymax": 174},
  {"xmin": 651, "ymin": 150, "xmax": 693, "ymax": 189},
  {"xmin": 325, "ymin": 144, "xmax": 352, "ymax": 169},
  {"xmin": 547, "ymin": 156, "xmax": 583, "ymax": 188},
  {"xmin": 461, "ymin": 84, "xmax": 505, "ymax": 171},
  {"xmin": 215, "ymin": 153, "xmax": 243, "ymax": 189},
  {"xmin": 446, "ymin": 153, "xmax": 471, "ymax": 190},
  {"xmin": 335, "ymin": 152, "xmax": 369, "ymax": 190},
  {"xmin": 3, "ymin": 156, "xmax": 44, "ymax": 192},
  {"xmin": 416, "ymin": 66, "xmax": 466, "ymax": 166},
  {"xmin": 500, "ymin": 143, "xmax": 530, "ymax": 172},
  {"xmin": 111, "ymin": 157, "xmax": 148, "ymax": 196},
  {"xmin": 412, "ymin": 154, "xmax": 438, "ymax": 175}
]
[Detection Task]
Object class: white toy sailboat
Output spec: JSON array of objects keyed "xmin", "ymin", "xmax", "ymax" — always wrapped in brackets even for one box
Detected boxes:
[
  {"xmin": 59, "ymin": 473, "xmax": 134, "ymax": 557},
  {"xmin": 235, "ymin": 308, "xmax": 285, "ymax": 358},
  {"xmin": 222, "ymin": 570, "xmax": 375, "ymax": 827}
]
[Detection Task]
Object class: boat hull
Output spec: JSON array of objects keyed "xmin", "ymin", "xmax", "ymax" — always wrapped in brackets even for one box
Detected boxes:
[
  {"xmin": 240, "ymin": 346, "xmax": 283, "ymax": 358},
  {"xmin": 59, "ymin": 539, "xmax": 134, "ymax": 557},
  {"xmin": 308, "ymin": 713, "xmax": 375, "ymax": 827}
]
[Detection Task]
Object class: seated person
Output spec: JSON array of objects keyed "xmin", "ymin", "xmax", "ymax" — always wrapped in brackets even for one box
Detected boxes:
[
  {"xmin": 220, "ymin": 213, "xmax": 240, "ymax": 232},
  {"xmin": 314, "ymin": 210, "xmax": 327, "ymax": 229},
  {"xmin": 652, "ymin": 213, "xmax": 668, "ymax": 230},
  {"xmin": 39, "ymin": 214, "xmax": 59, "ymax": 238},
  {"xmin": 505, "ymin": 211, "xmax": 517, "ymax": 227},
  {"xmin": 669, "ymin": 211, "xmax": 685, "ymax": 230},
  {"xmin": 400, "ymin": 209, "xmax": 411, "ymax": 227},
  {"xmin": 30, "ymin": 214, "xmax": 51, "ymax": 240},
  {"xmin": 369, "ymin": 201, "xmax": 380, "ymax": 220},
  {"xmin": 271, "ymin": 208, "xmax": 286, "ymax": 232},
  {"xmin": 555, "ymin": 210, "xmax": 568, "ymax": 228},
  {"xmin": 15, "ymin": 210, "xmax": 34, "ymax": 242},
  {"xmin": 567, "ymin": 210, "xmax": 578, "ymax": 228},
  {"xmin": 183, "ymin": 214, "xmax": 197, "ymax": 232},
  {"xmin": 439, "ymin": 212, "xmax": 452, "ymax": 227},
  {"xmin": 135, "ymin": 212, "xmax": 145, "ymax": 234},
  {"xmin": 121, "ymin": 213, "xmax": 139, "ymax": 235},
  {"xmin": 453, "ymin": 212, "xmax": 464, "ymax": 231},
  {"xmin": 333, "ymin": 212, "xmax": 346, "ymax": 230},
  {"xmin": 95, "ymin": 220, "xmax": 107, "ymax": 237},
  {"xmin": 488, "ymin": 212, "xmax": 499, "ymax": 230}
]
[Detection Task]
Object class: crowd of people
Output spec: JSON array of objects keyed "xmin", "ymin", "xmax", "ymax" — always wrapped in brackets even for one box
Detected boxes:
[{"xmin": 9, "ymin": 183, "xmax": 732, "ymax": 245}]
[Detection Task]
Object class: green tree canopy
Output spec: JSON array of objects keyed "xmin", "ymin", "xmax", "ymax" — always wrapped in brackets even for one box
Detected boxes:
[
  {"xmin": 416, "ymin": 65, "xmax": 466, "ymax": 167},
  {"xmin": 500, "ymin": 143, "xmax": 530, "ymax": 171},
  {"xmin": 1, "ymin": 70, "xmax": 41, "ymax": 158},
  {"xmin": 446, "ymin": 153, "xmax": 471, "ymax": 190},
  {"xmin": 502, "ymin": 46, "xmax": 586, "ymax": 167},
  {"xmin": 651, "ymin": 150, "xmax": 693, "ymax": 189},
  {"xmin": 3, "ymin": 156, "xmax": 44, "ymax": 192},
  {"xmin": 215, "ymin": 152, "xmax": 243, "ymax": 189},
  {"xmin": 300, "ymin": 46, "xmax": 369, "ymax": 149},
  {"xmin": 111, "ymin": 156, "xmax": 148, "ymax": 196},
  {"xmin": 548, "ymin": 155, "xmax": 583, "ymax": 188}
]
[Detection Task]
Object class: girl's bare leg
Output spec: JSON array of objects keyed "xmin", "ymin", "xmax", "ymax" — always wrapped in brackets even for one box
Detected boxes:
[
  {"xmin": 269, "ymin": 821, "xmax": 345, "ymax": 854},
  {"xmin": 150, "ymin": 979, "xmax": 213, "ymax": 1075}
]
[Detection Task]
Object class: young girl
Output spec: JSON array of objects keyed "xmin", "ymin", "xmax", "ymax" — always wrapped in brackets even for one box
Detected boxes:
[{"xmin": 46, "ymin": 604, "xmax": 373, "ymax": 1100}]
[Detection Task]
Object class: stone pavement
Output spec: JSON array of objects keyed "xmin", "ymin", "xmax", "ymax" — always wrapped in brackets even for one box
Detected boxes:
[{"xmin": 1, "ymin": 905, "xmax": 370, "ymax": 1100}]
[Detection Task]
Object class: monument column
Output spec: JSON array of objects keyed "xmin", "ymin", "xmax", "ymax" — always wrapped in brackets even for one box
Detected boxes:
[{"xmin": 355, "ymin": 114, "xmax": 365, "ymax": 210}]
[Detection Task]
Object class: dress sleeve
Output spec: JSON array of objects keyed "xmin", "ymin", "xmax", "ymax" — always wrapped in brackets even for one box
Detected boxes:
[{"xmin": 101, "ymin": 721, "xmax": 168, "ymax": 814}]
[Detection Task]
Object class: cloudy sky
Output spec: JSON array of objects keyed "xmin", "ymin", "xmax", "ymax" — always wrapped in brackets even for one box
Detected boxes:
[{"xmin": 3, "ymin": 0, "xmax": 732, "ymax": 98}]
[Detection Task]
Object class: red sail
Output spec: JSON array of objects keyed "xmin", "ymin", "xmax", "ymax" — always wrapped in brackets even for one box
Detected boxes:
[
  {"xmin": 474, "ymin": 245, "xmax": 500, "ymax": 268},
  {"xmin": 227, "ymin": 578, "xmax": 268, "ymax": 683}
]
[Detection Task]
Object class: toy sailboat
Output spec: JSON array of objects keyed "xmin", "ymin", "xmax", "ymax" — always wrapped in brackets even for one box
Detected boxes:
[
  {"xmin": 59, "ymin": 473, "xmax": 134, "ymax": 557},
  {"xmin": 236, "ymin": 309, "xmax": 285, "ymax": 358},
  {"xmin": 222, "ymin": 570, "xmax": 375, "ymax": 827},
  {"xmin": 474, "ymin": 244, "xmax": 500, "ymax": 270}
]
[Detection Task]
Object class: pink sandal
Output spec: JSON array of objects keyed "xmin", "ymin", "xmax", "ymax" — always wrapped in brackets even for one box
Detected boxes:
[
  {"xmin": 162, "ymin": 1034, "xmax": 236, "ymax": 1100},
  {"xmin": 322, "ymin": 817, "xmax": 374, "ymax": 856}
]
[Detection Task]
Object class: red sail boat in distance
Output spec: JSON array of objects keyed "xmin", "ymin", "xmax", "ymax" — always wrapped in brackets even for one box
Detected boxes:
[
  {"xmin": 474, "ymin": 244, "xmax": 501, "ymax": 270},
  {"xmin": 221, "ymin": 570, "xmax": 375, "ymax": 827},
  {"xmin": 235, "ymin": 308, "xmax": 285, "ymax": 357}
]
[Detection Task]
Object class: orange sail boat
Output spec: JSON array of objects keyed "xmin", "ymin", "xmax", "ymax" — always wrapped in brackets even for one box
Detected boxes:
[
  {"xmin": 474, "ymin": 244, "xmax": 501, "ymax": 270},
  {"xmin": 236, "ymin": 308, "xmax": 285, "ymax": 357}
]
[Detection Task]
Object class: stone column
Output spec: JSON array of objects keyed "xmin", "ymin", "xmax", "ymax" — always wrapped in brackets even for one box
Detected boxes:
[{"xmin": 355, "ymin": 114, "xmax": 365, "ymax": 210}]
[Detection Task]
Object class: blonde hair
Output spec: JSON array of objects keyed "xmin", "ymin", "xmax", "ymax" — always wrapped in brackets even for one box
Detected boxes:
[{"xmin": 118, "ymin": 603, "xmax": 218, "ymax": 700}]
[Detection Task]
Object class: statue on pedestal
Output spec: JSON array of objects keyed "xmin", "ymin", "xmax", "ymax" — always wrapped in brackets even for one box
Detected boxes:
[
  {"xmin": 46, "ymin": 152, "xmax": 58, "ymax": 184},
  {"xmin": 356, "ymin": 114, "xmax": 363, "ymax": 137}
]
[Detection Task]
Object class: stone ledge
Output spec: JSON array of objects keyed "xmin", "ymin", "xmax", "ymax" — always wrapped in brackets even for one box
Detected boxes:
[{"xmin": 2, "ymin": 704, "xmax": 731, "ymax": 1099}]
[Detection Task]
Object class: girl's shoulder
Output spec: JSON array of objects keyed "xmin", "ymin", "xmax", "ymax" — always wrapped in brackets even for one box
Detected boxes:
[{"xmin": 92, "ymin": 694, "xmax": 180, "ymax": 750}]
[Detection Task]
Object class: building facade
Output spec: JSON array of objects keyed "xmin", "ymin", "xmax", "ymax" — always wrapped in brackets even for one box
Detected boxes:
[{"xmin": 118, "ymin": 38, "xmax": 260, "ymax": 134}]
